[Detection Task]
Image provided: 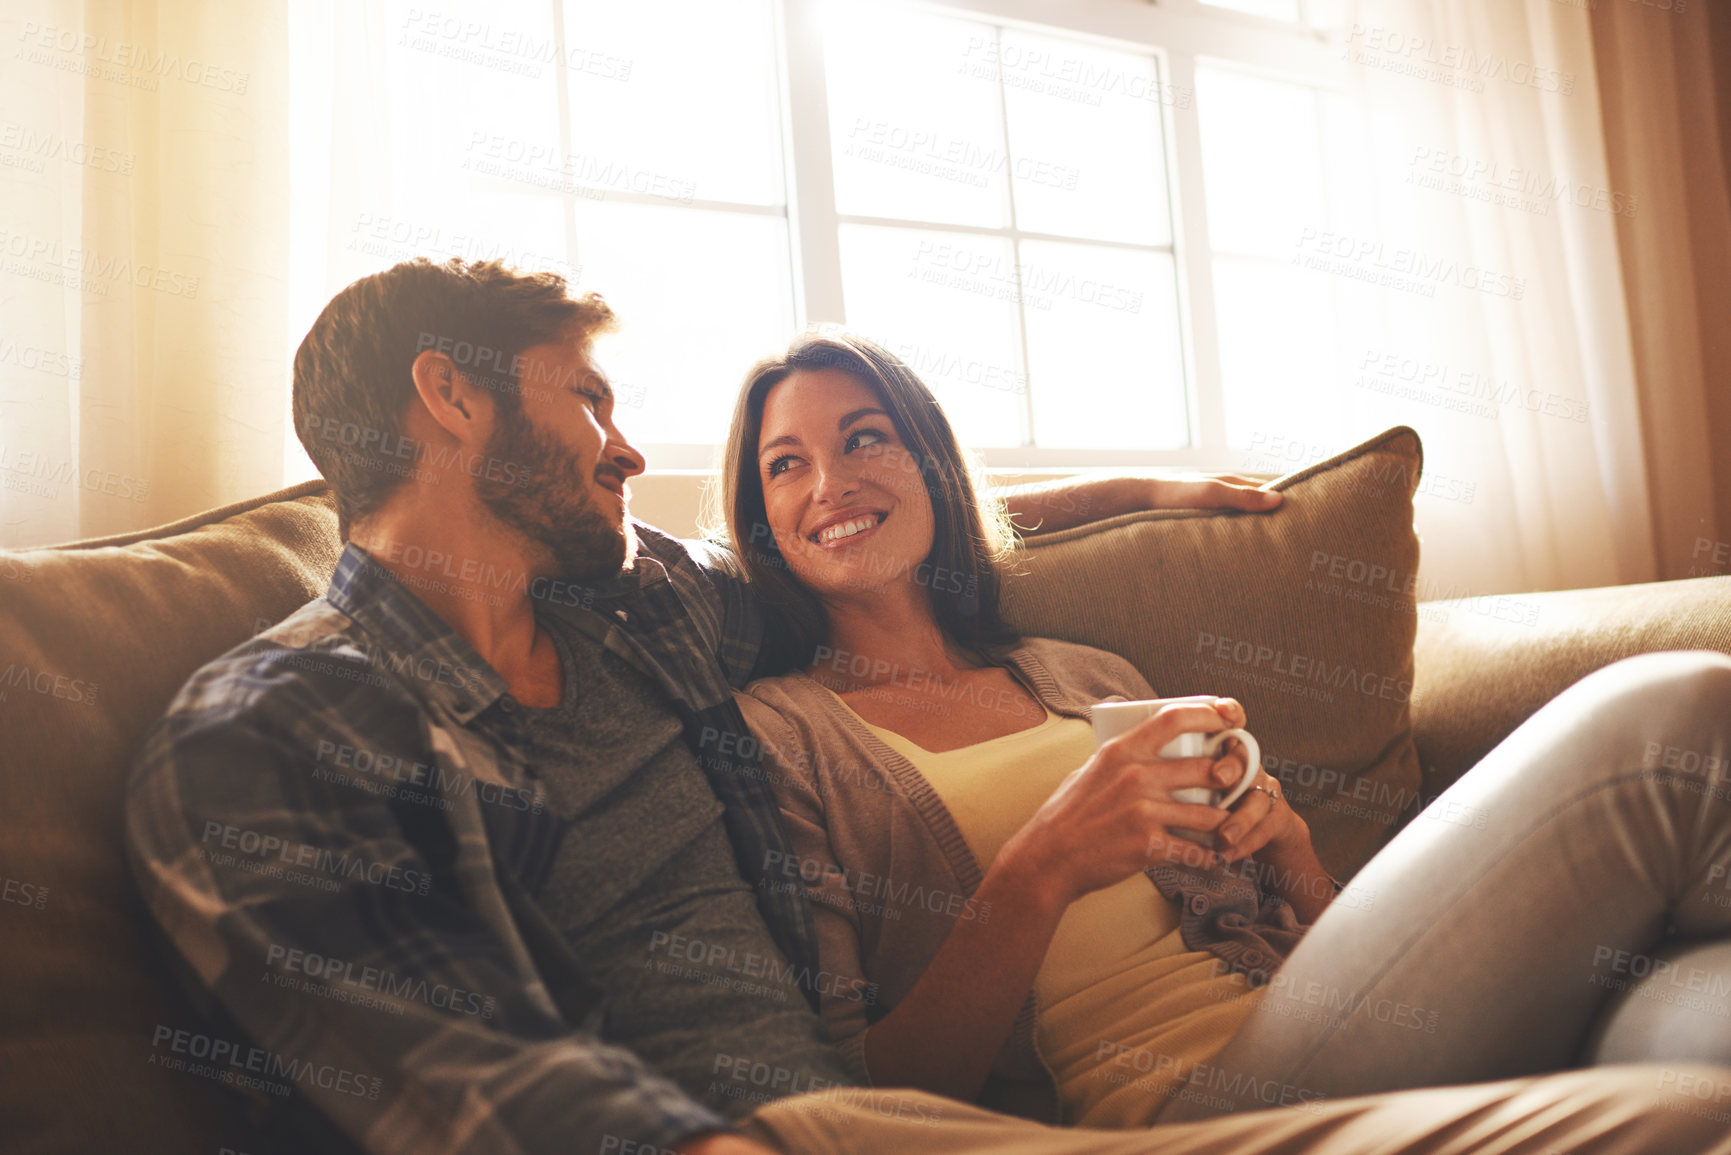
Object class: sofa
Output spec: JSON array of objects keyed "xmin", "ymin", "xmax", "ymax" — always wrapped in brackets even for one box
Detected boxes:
[{"xmin": 4, "ymin": 427, "xmax": 1729, "ymax": 1153}]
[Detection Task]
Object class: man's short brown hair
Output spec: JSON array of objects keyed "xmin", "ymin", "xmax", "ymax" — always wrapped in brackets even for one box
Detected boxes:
[{"xmin": 292, "ymin": 257, "xmax": 614, "ymax": 537}]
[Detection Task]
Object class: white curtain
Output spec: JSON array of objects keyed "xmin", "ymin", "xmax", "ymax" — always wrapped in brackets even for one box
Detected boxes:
[
  {"xmin": 0, "ymin": 0, "xmax": 288, "ymax": 547},
  {"xmin": 0, "ymin": 0, "xmax": 1678, "ymax": 596},
  {"xmin": 1335, "ymin": 0, "xmax": 1659, "ymax": 594},
  {"xmin": 1587, "ymin": 0, "xmax": 1730, "ymax": 583}
]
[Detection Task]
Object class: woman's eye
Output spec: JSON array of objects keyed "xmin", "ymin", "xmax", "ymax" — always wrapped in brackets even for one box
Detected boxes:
[
  {"xmin": 765, "ymin": 455, "xmax": 796, "ymax": 478},
  {"xmin": 846, "ymin": 428, "xmax": 888, "ymax": 453}
]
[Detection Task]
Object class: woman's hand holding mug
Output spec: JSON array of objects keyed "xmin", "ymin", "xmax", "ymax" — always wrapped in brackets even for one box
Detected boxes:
[
  {"xmin": 996, "ymin": 697, "xmax": 1258, "ymax": 909},
  {"xmin": 1093, "ymin": 696, "xmax": 1315, "ymax": 867},
  {"xmin": 1094, "ymin": 699, "xmax": 1259, "ymax": 848},
  {"xmin": 1212, "ymin": 751, "xmax": 1313, "ymax": 867}
]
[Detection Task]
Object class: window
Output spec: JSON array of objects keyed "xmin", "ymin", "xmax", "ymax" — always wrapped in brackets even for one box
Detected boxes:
[
  {"xmin": 290, "ymin": 0, "xmax": 1355, "ymax": 473},
  {"xmin": 817, "ymin": 6, "xmax": 1185, "ymax": 454},
  {"xmin": 1197, "ymin": 64, "xmax": 1363, "ymax": 453}
]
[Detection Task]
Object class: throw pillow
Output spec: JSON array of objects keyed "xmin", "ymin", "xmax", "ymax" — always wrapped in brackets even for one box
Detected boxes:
[{"xmin": 1000, "ymin": 426, "xmax": 1424, "ymax": 883}]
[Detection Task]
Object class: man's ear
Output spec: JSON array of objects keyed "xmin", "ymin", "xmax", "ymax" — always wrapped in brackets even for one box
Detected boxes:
[{"xmin": 410, "ymin": 349, "xmax": 490, "ymax": 442}]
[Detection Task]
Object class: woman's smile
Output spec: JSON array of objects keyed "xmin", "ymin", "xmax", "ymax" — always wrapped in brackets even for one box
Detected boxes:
[{"xmin": 809, "ymin": 510, "xmax": 889, "ymax": 549}]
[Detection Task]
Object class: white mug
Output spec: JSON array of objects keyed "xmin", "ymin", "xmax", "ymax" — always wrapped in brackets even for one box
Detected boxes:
[{"xmin": 1090, "ymin": 697, "xmax": 1261, "ymax": 848}]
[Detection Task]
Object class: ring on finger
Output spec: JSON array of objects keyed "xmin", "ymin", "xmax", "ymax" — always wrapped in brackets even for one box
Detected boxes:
[{"xmin": 1250, "ymin": 781, "xmax": 1282, "ymax": 806}]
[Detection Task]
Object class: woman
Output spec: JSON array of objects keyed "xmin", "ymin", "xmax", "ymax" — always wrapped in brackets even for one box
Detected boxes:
[{"xmin": 722, "ymin": 333, "xmax": 1731, "ymax": 1128}]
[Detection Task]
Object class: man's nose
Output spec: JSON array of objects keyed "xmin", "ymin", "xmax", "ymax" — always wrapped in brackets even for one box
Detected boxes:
[{"xmin": 608, "ymin": 434, "xmax": 646, "ymax": 479}]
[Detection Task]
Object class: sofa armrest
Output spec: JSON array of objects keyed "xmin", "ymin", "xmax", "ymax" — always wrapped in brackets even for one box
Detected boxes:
[{"xmin": 1412, "ymin": 576, "xmax": 1731, "ymax": 800}]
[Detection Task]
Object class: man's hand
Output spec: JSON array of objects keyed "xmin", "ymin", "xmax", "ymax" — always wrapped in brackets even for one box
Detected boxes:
[{"xmin": 674, "ymin": 1132, "xmax": 781, "ymax": 1155}]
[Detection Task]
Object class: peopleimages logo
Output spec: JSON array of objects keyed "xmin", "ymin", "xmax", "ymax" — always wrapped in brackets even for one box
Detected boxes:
[
  {"xmin": 885, "ymin": 340, "xmax": 1027, "ymax": 396},
  {"xmin": 255, "ymin": 615, "xmax": 490, "ymax": 694},
  {"xmin": 1693, "ymin": 537, "xmax": 1731, "ymax": 574},
  {"xmin": 2, "ymin": 876, "xmax": 48, "ymax": 910},
  {"xmin": 301, "ymin": 412, "xmax": 533, "ymax": 488},
  {"xmin": 0, "ymin": 441, "xmax": 149, "ymax": 503},
  {"xmin": 149, "ymin": 1025, "xmax": 381, "ymax": 1099},
  {"xmin": 0, "ymin": 660, "xmax": 99, "ymax": 705},
  {"xmin": 0, "ymin": 339, "xmax": 84, "ymax": 380},
  {"xmin": 1406, "ymin": 146, "xmax": 1638, "ymax": 219},
  {"xmin": 0, "ymin": 121, "xmax": 134, "ymax": 174},
  {"xmin": 313, "ymin": 738, "xmax": 544, "ymax": 815},
  {"xmin": 1092, "ymin": 1042, "xmax": 1329, "ymax": 1111},
  {"xmin": 1294, "ymin": 227, "xmax": 1525, "ymax": 300},
  {"xmin": 0, "ymin": 228, "xmax": 201, "ymax": 298},
  {"xmin": 462, "ymin": 132, "xmax": 696, "ymax": 205},
  {"xmin": 198, "ymin": 821, "xmax": 433, "ymax": 897},
  {"xmin": 1342, "ymin": 24, "xmax": 1573, "ymax": 95},
  {"xmin": 1194, "ymin": 631, "xmax": 1414, "ymax": 704},
  {"xmin": 1354, "ymin": 347, "xmax": 1588, "ymax": 424},
  {"xmin": 958, "ymin": 35, "xmax": 1193, "ymax": 110},
  {"xmin": 842, "ymin": 118, "xmax": 1081, "ymax": 192},
  {"xmin": 761, "ymin": 849, "xmax": 991, "ymax": 923},
  {"xmin": 15, "ymin": 22, "xmax": 252, "ymax": 92},
  {"xmin": 264, "ymin": 943, "xmax": 497, "ymax": 1019},
  {"xmin": 345, "ymin": 214, "xmax": 582, "ymax": 286},
  {"xmin": 910, "ymin": 239, "xmax": 1145, "ymax": 313},
  {"xmin": 708, "ymin": 1055, "xmax": 946, "ymax": 1126},
  {"xmin": 396, "ymin": 10, "xmax": 633, "ymax": 82},
  {"xmin": 646, "ymin": 930, "xmax": 878, "ymax": 1005}
]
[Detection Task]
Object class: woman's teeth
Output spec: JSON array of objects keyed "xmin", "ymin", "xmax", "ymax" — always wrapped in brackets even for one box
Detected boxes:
[{"xmin": 816, "ymin": 516, "xmax": 880, "ymax": 545}]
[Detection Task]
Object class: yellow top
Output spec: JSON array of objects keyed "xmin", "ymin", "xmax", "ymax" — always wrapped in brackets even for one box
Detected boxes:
[{"xmin": 859, "ymin": 706, "xmax": 1264, "ymax": 1126}]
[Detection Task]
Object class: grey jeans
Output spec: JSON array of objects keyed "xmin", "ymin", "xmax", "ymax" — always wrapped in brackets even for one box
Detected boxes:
[{"xmin": 1163, "ymin": 650, "xmax": 1731, "ymax": 1122}]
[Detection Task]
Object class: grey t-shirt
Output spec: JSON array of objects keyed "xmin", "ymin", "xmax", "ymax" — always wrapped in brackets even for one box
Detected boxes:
[{"xmin": 515, "ymin": 612, "xmax": 853, "ymax": 1119}]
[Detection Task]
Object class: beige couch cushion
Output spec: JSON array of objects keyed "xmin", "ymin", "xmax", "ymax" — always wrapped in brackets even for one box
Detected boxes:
[
  {"xmin": 1001, "ymin": 426, "xmax": 1424, "ymax": 880},
  {"xmin": 1414, "ymin": 575, "xmax": 1731, "ymax": 795},
  {"xmin": 0, "ymin": 481, "xmax": 341, "ymax": 1155}
]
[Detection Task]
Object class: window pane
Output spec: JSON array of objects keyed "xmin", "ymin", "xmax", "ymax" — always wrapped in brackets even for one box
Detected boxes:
[
  {"xmin": 1019, "ymin": 242, "xmax": 1187, "ymax": 450},
  {"xmin": 561, "ymin": 0, "xmax": 784, "ymax": 207},
  {"xmin": 573, "ymin": 202, "xmax": 794, "ymax": 445},
  {"xmin": 824, "ymin": 5, "xmax": 1009, "ymax": 229},
  {"xmin": 1304, "ymin": 0, "xmax": 1352, "ymax": 32},
  {"xmin": 1196, "ymin": 65, "xmax": 1324, "ymax": 259},
  {"xmin": 1214, "ymin": 257, "xmax": 1337, "ymax": 450},
  {"xmin": 1201, "ymin": 0, "xmax": 1301, "ymax": 21},
  {"xmin": 998, "ymin": 31, "xmax": 1172, "ymax": 246},
  {"xmin": 387, "ymin": 0, "xmax": 564, "ymax": 180},
  {"xmin": 837, "ymin": 224, "xmax": 1026, "ymax": 448}
]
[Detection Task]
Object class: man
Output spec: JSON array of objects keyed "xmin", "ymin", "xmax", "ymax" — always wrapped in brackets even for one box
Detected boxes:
[{"xmin": 126, "ymin": 259, "xmax": 1731, "ymax": 1155}]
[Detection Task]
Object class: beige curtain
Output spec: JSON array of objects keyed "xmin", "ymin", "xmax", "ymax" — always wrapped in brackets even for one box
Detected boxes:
[
  {"xmin": 1589, "ymin": 0, "xmax": 1731, "ymax": 582},
  {"xmin": 1338, "ymin": 0, "xmax": 1661, "ymax": 595},
  {"xmin": 0, "ymin": 0, "xmax": 288, "ymax": 547}
]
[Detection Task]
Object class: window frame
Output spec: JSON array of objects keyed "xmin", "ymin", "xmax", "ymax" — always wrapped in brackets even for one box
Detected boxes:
[{"xmin": 617, "ymin": 0, "xmax": 1350, "ymax": 471}]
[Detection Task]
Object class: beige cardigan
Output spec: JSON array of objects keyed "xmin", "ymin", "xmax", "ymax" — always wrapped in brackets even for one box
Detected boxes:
[{"xmin": 735, "ymin": 637, "xmax": 1304, "ymax": 1117}]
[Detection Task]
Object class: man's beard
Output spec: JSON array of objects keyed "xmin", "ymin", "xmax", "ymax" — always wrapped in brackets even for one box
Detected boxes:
[{"xmin": 474, "ymin": 409, "xmax": 635, "ymax": 585}]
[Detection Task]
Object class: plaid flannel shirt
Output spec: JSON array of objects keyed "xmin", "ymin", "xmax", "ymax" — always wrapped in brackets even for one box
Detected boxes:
[{"xmin": 125, "ymin": 525, "xmax": 824, "ymax": 1155}]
